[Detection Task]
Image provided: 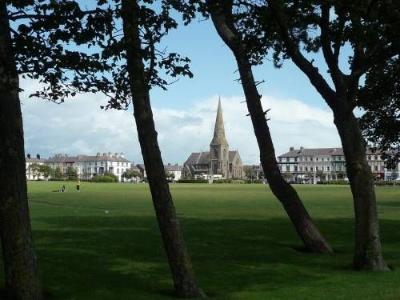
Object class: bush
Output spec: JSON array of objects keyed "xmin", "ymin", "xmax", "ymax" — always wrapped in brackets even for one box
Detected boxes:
[
  {"xmin": 213, "ymin": 179, "xmax": 233, "ymax": 184},
  {"xmin": 245, "ymin": 179, "xmax": 264, "ymax": 184},
  {"xmin": 315, "ymin": 180, "xmax": 349, "ymax": 185},
  {"xmin": 177, "ymin": 179, "xmax": 208, "ymax": 183},
  {"xmin": 213, "ymin": 179, "xmax": 245, "ymax": 184},
  {"xmin": 92, "ymin": 175, "xmax": 118, "ymax": 183},
  {"xmin": 374, "ymin": 180, "xmax": 399, "ymax": 186}
]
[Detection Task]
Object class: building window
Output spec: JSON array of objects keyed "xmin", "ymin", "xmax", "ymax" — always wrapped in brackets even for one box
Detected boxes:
[{"xmin": 286, "ymin": 166, "xmax": 290, "ymax": 172}]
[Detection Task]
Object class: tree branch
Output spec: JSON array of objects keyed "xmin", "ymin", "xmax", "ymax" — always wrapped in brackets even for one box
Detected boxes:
[
  {"xmin": 270, "ymin": 0, "xmax": 337, "ymax": 108},
  {"xmin": 320, "ymin": 2, "xmax": 345, "ymax": 96}
]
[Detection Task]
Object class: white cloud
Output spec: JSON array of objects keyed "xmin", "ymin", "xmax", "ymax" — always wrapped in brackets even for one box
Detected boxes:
[{"xmin": 20, "ymin": 79, "xmax": 341, "ymax": 165}]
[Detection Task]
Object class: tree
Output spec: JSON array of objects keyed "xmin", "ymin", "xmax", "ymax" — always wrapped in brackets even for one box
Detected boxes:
[
  {"xmin": 119, "ymin": 1, "xmax": 204, "ymax": 296},
  {"xmin": 243, "ymin": 166, "xmax": 254, "ymax": 180},
  {"xmin": 122, "ymin": 169, "xmax": 142, "ymax": 181},
  {"xmin": 316, "ymin": 170, "xmax": 324, "ymax": 182},
  {"xmin": 245, "ymin": 0, "xmax": 398, "ymax": 270},
  {"xmin": 66, "ymin": 166, "xmax": 78, "ymax": 181},
  {"xmin": 27, "ymin": 163, "xmax": 41, "ymax": 180},
  {"xmin": 52, "ymin": 167, "xmax": 63, "ymax": 181},
  {"xmin": 0, "ymin": 2, "xmax": 41, "ymax": 299},
  {"xmin": 358, "ymin": 58, "xmax": 400, "ymax": 168},
  {"xmin": 2, "ymin": 0, "xmax": 124, "ymax": 297},
  {"xmin": 38, "ymin": 165, "xmax": 51, "ymax": 179},
  {"xmin": 166, "ymin": 171, "xmax": 176, "ymax": 182},
  {"xmin": 10, "ymin": 0, "xmax": 204, "ymax": 296},
  {"xmin": 203, "ymin": 1, "xmax": 332, "ymax": 253}
]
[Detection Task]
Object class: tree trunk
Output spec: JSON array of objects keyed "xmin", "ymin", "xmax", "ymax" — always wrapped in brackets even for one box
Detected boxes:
[
  {"xmin": 209, "ymin": 3, "xmax": 332, "ymax": 253},
  {"xmin": 0, "ymin": 3, "xmax": 42, "ymax": 300},
  {"xmin": 334, "ymin": 110, "xmax": 388, "ymax": 270},
  {"xmin": 120, "ymin": 1, "xmax": 205, "ymax": 297}
]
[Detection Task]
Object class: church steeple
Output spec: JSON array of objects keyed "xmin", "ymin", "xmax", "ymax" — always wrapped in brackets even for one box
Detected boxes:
[{"xmin": 210, "ymin": 98, "xmax": 229, "ymax": 146}]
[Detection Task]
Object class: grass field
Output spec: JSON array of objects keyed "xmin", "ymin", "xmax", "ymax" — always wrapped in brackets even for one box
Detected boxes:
[{"xmin": 1, "ymin": 182, "xmax": 400, "ymax": 299}]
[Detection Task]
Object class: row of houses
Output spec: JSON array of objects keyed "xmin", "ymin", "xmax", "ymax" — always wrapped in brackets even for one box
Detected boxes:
[
  {"xmin": 26, "ymin": 147, "xmax": 399, "ymax": 184},
  {"xmin": 26, "ymin": 153, "xmax": 184, "ymax": 182},
  {"xmin": 277, "ymin": 146, "xmax": 400, "ymax": 183}
]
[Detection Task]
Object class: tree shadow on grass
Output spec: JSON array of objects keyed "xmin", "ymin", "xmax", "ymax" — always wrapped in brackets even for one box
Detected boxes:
[{"xmin": 30, "ymin": 215, "xmax": 400, "ymax": 300}]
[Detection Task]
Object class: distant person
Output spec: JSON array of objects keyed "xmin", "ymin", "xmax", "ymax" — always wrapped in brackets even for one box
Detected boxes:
[
  {"xmin": 61, "ymin": 185, "xmax": 66, "ymax": 192},
  {"xmin": 76, "ymin": 180, "xmax": 80, "ymax": 192}
]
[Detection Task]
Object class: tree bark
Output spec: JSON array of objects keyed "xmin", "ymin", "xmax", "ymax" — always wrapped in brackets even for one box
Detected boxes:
[
  {"xmin": 120, "ymin": 0, "xmax": 205, "ymax": 297},
  {"xmin": 209, "ymin": 2, "xmax": 332, "ymax": 253},
  {"xmin": 334, "ymin": 110, "xmax": 388, "ymax": 270},
  {"xmin": 0, "ymin": 3, "xmax": 42, "ymax": 300}
]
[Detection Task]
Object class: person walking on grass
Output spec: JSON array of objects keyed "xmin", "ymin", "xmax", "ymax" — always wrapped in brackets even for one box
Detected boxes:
[{"xmin": 76, "ymin": 180, "xmax": 80, "ymax": 192}]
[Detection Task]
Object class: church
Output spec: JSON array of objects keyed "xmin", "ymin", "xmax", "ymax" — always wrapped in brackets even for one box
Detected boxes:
[{"xmin": 183, "ymin": 99, "xmax": 244, "ymax": 179}]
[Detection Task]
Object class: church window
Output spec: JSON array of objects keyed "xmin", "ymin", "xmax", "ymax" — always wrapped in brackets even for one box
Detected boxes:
[{"xmin": 213, "ymin": 148, "xmax": 218, "ymax": 158}]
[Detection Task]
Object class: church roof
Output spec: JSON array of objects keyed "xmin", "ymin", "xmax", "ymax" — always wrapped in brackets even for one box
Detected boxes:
[
  {"xmin": 210, "ymin": 98, "xmax": 229, "ymax": 146},
  {"xmin": 185, "ymin": 150, "xmax": 239, "ymax": 165},
  {"xmin": 185, "ymin": 152, "xmax": 210, "ymax": 165},
  {"xmin": 229, "ymin": 150, "xmax": 240, "ymax": 161}
]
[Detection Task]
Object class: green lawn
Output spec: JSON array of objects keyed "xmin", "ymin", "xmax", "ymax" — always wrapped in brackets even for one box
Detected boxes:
[{"xmin": 2, "ymin": 182, "xmax": 400, "ymax": 299}]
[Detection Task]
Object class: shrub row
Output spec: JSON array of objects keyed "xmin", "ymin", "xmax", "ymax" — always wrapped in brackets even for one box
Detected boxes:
[
  {"xmin": 316, "ymin": 180, "xmax": 399, "ymax": 186},
  {"xmin": 213, "ymin": 179, "xmax": 246, "ymax": 184},
  {"xmin": 317, "ymin": 180, "xmax": 349, "ymax": 185},
  {"xmin": 91, "ymin": 175, "xmax": 118, "ymax": 183},
  {"xmin": 177, "ymin": 179, "xmax": 208, "ymax": 183},
  {"xmin": 374, "ymin": 180, "xmax": 400, "ymax": 186}
]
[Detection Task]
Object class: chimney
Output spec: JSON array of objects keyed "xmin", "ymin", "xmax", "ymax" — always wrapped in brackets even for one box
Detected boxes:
[
  {"xmin": 289, "ymin": 147, "xmax": 294, "ymax": 151},
  {"xmin": 300, "ymin": 146, "xmax": 304, "ymax": 151},
  {"xmin": 102, "ymin": 153, "xmax": 106, "ymax": 156},
  {"xmin": 120, "ymin": 152, "xmax": 124, "ymax": 158},
  {"xmin": 96, "ymin": 152, "xmax": 100, "ymax": 157},
  {"xmin": 27, "ymin": 153, "xmax": 31, "ymax": 159},
  {"xmin": 108, "ymin": 152, "xmax": 111, "ymax": 156},
  {"xmin": 36, "ymin": 154, "xmax": 40, "ymax": 160}
]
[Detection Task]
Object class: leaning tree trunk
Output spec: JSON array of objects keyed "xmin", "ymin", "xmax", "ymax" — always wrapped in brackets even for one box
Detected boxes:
[
  {"xmin": 120, "ymin": 0, "xmax": 204, "ymax": 297},
  {"xmin": 0, "ymin": 3, "xmax": 42, "ymax": 300},
  {"xmin": 209, "ymin": 3, "xmax": 332, "ymax": 253},
  {"xmin": 334, "ymin": 109, "xmax": 388, "ymax": 270}
]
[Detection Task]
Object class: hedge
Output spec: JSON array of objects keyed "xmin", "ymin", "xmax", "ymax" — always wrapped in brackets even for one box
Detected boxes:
[
  {"xmin": 177, "ymin": 179, "xmax": 208, "ymax": 183},
  {"xmin": 91, "ymin": 175, "xmax": 118, "ymax": 183}
]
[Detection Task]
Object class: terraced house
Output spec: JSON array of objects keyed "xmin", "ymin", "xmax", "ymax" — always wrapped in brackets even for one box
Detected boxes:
[
  {"xmin": 46, "ymin": 152, "xmax": 132, "ymax": 182},
  {"xmin": 278, "ymin": 147, "xmax": 399, "ymax": 183}
]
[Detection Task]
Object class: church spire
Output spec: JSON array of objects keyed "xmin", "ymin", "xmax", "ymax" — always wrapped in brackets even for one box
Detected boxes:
[{"xmin": 210, "ymin": 97, "xmax": 229, "ymax": 146}]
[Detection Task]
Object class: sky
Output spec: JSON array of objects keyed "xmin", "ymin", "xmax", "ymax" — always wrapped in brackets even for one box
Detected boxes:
[{"xmin": 20, "ymin": 9, "xmax": 342, "ymax": 165}]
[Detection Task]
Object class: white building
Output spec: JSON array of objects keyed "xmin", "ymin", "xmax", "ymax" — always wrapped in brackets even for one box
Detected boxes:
[
  {"xmin": 165, "ymin": 164, "xmax": 183, "ymax": 181},
  {"xmin": 278, "ymin": 147, "xmax": 399, "ymax": 183},
  {"xmin": 25, "ymin": 154, "xmax": 45, "ymax": 180},
  {"xmin": 46, "ymin": 152, "xmax": 132, "ymax": 182}
]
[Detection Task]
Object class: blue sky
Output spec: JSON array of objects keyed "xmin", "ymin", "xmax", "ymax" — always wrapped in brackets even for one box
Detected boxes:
[
  {"xmin": 20, "ymin": 3, "xmax": 344, "ymax": 165},
  {"xmin": 150, "ymin": 16, "xmax": 329, "ymax": 110}
]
